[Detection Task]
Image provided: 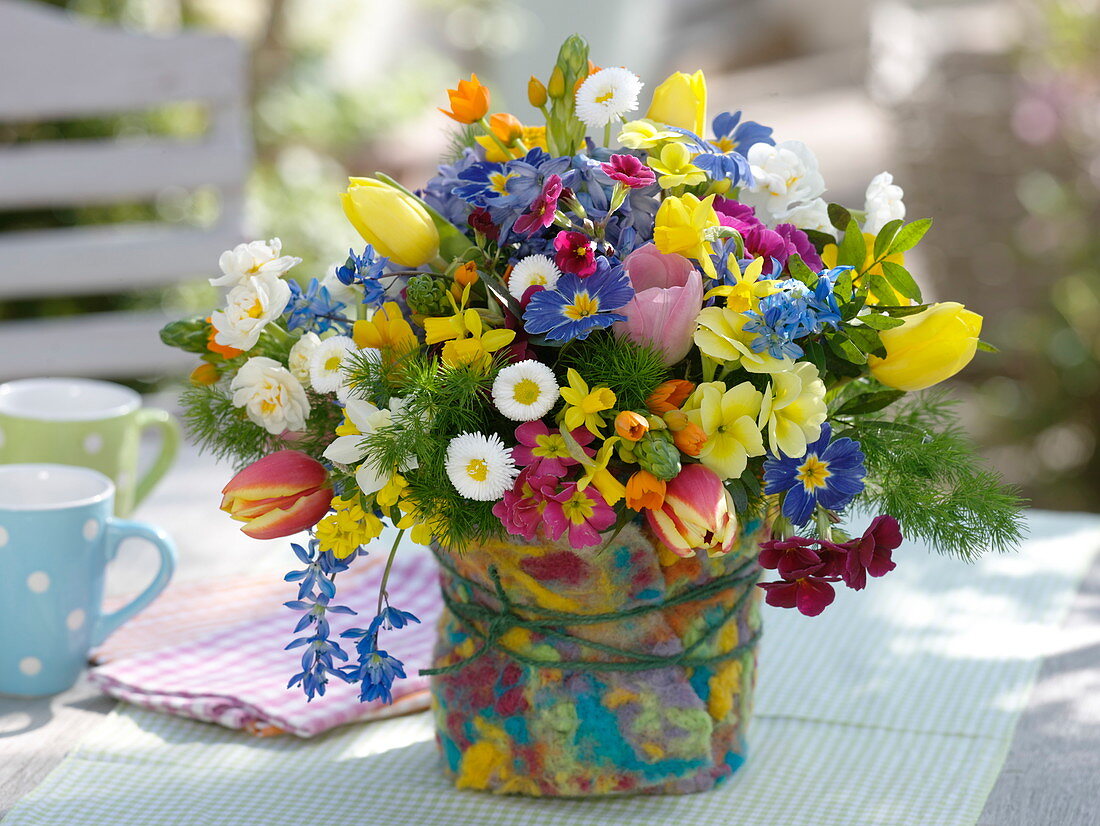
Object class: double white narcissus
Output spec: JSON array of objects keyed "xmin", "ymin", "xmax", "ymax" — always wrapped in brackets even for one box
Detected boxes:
[
  {"xmin": 324, "ymin": 397, "xmax": 414, "ymax": 495},
  {"xmin": 230, "ymin": 357, "xmax": 311, "ymax": 435},
  {"xmin": 211, "ymin": 272, "xmax": 292, "ymax": 352},
  {"xmin": 646, "ymin": 464, "xmax": 738, "ymax": 558},
  {"xmin": 211, "ymin": 238, "xmax": 301, "ymax": 288}
]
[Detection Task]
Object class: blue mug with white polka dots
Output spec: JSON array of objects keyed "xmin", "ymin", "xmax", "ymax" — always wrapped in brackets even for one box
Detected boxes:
[{"xmin": 0, "ymin": 464, "xmax": 176, "ymax": 697}]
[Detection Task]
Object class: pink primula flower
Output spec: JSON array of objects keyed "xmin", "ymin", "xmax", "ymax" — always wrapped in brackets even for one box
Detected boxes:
[
  {"xmin": 553, "ymin": 230, "xmax": 597, "ymax": 277},
  {"xmin": 511, "ymin": 421, "xmax": 594, "ymax": 477},
  {"xmin": 492, "ymin": 466, "xmax": 556, "ymax": 541},
  {"xmin": 600, "ymin": 153, "xmax": 657, "ymax": 189},
  {"xmin": 542, "ymin": 482, "xmax": 616, "ymax": 549},
  {"xmin": 514, "ymin": 174, "xmax": 563, "ymax": 236}
]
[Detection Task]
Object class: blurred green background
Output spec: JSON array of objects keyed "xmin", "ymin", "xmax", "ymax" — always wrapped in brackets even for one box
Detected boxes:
[{"xmin": 1, "ymin": 0, "xmax": 1098, "ymax": 512}]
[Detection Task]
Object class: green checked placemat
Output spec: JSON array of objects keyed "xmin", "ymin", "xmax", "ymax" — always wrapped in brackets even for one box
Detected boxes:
[{"xmin": 6, "ymin": 510, "xmax": 1100, "ymax": 826}]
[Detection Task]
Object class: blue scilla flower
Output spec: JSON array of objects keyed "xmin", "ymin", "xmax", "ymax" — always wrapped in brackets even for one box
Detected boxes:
[
  {"xmin": 522, "ymin": 256, "xmax": 634, "ymax": 342},
  {"xmin": 807, "ymin": 268, "xmax": 846, "ymax": 332},
  {"xmin": 355, "ymin": 649, "xmax": 407, "ymax": 704},
  {"xmin": 744, "ymin": 290, "xmax": 813, "ymax": 360},
  {"xmin": 764, "ymin": 423, "xmax": 866, "ymax": 526},
  {"xmin": 335, "ymin": 246, "xmax": 388, "ymax": 307},
  {"xmin": 710, "ymin": 111, "xmax": 774, "ymax": 156},
  {"xmin": 285, "ymin": 278, "xmax": 348, "ymax": 334}
]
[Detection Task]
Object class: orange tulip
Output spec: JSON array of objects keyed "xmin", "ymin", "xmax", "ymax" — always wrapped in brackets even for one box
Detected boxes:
[
  {"xmin": 615, "ymin": 410, "xmax": 649, "ymax": 442},
  {"xmin": 646, "ymin": 379, "xmax": 695, "ymax": 414},
  {"xmin": 190, "ymin": 362, "xmax": 219, "ymax": 386},
  {"xmin": 626, "ymin": 470, "xmax": 666, "ymax": 511},
  {"xmin": 220, "ymin": 450, "xmax": 332, "ymax": 540},
  {"xmin": 440, "ymin": 73, "xmax": 490, "ymax": 124}
]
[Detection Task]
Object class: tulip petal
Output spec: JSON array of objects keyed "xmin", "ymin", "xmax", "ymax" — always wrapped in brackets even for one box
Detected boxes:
[
  {"xmin": 221, "ymin": 450, "xmax": 328, "ymax": 502},
  {"xmin": 241, "ymin": 487, "xmax": 333, "ymax": 540}
]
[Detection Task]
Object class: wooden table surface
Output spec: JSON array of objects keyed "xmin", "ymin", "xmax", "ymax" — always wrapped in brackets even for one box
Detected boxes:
[{"xmin": 2, "ymin": 438, "xmax": 1099, "ymax": 824}]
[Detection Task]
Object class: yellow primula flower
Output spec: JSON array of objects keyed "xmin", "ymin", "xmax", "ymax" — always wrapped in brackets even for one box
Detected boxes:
[
  {"xmin": 820, "ymin": 233, "xmax": 906, "ymax": 305},
  {"xmin": 559, "ymin": 368, "xmax": 616, "ymax": 436},
  {"xmin": 703, "ymin": 256, "xmax": 779, "ymax": 314},
  {"xmin": 694, "ymin": 305, "xmax": 793, "ymax": 374},
  {"xmin": 440, "ymin": 308, "xmax": 516, "ymax": 369},
  {"xmin": 315, "ymin": 494, "xmax": 385, "ymax": 559},
  {"xmin": 653, "ymin": 193, "xmax": 719, "ymax": 278},
  {"xmin": 647, "ymin": 141, "xmax": 706, "ymax": 190},
  {"xmin": 617, "ymin": 118, "xmax": 687, "ymax": 150},
  {"xmin": 353, "ymin": 301, "xmax": 417, "ymax": 354},
  {"xmin": 758, "ymin": 361, "xmax": 828, "ymax": 459},
  {"xmin": 683, "ymin": 381, "xmax": 765, "ymax": 480}
]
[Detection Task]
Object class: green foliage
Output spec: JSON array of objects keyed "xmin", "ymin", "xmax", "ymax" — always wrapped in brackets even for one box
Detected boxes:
[
  {"xmin": 160, "ymin": 317, "xmax": 211, "ymax": 354},
  {"xmin": 838, "ymin": 391, "xmax": 1027, "ymax": 559},
  {"xmin": 443, "ymin": 123, "xmax": 479, "ymax": 163},
  {"xmin": 561, "ymin": 332, "xmax": 670, "ymax": 411}
]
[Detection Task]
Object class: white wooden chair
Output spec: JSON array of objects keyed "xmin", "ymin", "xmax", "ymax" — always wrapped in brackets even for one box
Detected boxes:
[{"xmin": 0, "ymin": 0, "xmax": 250, "ymax": 381}]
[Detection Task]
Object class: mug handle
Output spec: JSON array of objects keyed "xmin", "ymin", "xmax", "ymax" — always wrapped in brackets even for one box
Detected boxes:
[
  {"xmin": 92, "ymin": 519, "xmax": 177, "ymax": 646},
  {"xmin": 132, "ymin": 407, "xmax": 181, "ymax": 509}
]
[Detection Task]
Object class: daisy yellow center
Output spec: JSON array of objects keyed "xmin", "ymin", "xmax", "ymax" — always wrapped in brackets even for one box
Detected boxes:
[
  {"xmin": 512, "ymin": 378, "xmax": 541, "ymax": 406},
  {"xmin": 562, "ymin": 489, "xmax": 595, "ymax": 525},
  {"xmin": 595, "ymin": 89, "xmax": 615, "ymax": 104},
  {"xmin": 529, "ymin": 273, "xmax": 548, "ymax": 286},
  {"xmin": 489, "ymin": 171, "xmax": 517, "ymax": 196},
  {"xmin": 324, "ymin": 355, "xmax": 343, "ymax": 372},
  {"xmin": 465, "ymin": 458, "xmax": 489, "ymax": 482},
  {"xmin": 564, "ymin": 292, "xmax": 599, "ymax": 320},
  {"xmin": 533, "ymin": 433, "xmax": 569, "ymax": 459},
  {"xmin": 247, "ymin": 299, "xmax": 265, "ymax": 319},
  {"xmin": 796, "ymin": 455, "xmax": 831, "ymax": 491}
]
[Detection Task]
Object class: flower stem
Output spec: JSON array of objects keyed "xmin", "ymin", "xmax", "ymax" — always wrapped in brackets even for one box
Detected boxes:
[
  {"xmin": 376, "ymin": 528, "xmax": 404, "ymax": 617},
  {"xmin": 478, "ymin": 117, "xmax": 515, "ymax": 158}
]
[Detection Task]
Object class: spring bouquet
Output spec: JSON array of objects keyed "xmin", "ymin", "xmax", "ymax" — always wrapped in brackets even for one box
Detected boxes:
[{"xmin": 162, "ymin": 35, "xmax": 1023, "ymax": 797}]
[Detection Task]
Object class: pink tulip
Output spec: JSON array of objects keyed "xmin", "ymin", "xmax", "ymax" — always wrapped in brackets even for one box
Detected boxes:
[
  {"xmin": 613, "ymin": 243, "xmax": 703, "ymax": 366},
  {"xmin": 646, "ymin": 464, "xmax": 739, "ymax": 557},
  {"xmin": 220, "ymin": 450, "xmax": 333, "ymax": 540}
]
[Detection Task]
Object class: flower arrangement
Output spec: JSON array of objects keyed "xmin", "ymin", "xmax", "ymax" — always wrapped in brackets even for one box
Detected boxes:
[{"xmin": 163, "ymin": 34, "xmax": 1024, "ymax": 794}]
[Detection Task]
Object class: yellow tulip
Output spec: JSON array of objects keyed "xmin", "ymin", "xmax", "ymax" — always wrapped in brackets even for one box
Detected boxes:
[
  {"xmin": 340, "ymin": 177, "xmax": 439, "ymax": 267},
  {"xmin": 868, "ymin": 302, "xmax": 983, "ymax": 391},
  {"xmin": 646, "ymin": 70, "xmax": 707, "ymax": 135}
]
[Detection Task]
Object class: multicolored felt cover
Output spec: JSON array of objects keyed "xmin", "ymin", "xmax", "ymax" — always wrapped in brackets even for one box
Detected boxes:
[{"xmin": 430, "ymin": 519, "xmax": 765, "ymax": 796}]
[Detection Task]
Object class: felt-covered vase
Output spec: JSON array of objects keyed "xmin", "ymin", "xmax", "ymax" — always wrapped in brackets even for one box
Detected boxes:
[{"xmin": 428, "ymin": 517, "xmax": 766, "ymax": 796}]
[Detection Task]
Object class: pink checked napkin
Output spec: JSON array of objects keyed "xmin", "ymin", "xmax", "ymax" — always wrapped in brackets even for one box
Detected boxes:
[{"xmin": 89, "ymin": 551, "xmax": 441, "ymax": 737}]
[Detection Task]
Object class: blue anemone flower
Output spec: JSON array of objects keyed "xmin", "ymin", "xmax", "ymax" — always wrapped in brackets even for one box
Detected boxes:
[
  {"xmin": 522, "ymin": 256, "xmax": 634, "ymax": 342},
  {"xmin": 764, "ymin": 423, "xmax": 866, "ymax": 525}
]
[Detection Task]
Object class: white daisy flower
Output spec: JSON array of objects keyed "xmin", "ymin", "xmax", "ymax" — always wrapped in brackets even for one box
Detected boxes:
[
  {"xmin": 288, "ymin": 332, "xmax": 322, "ymax": 387},
  {"xmin": 211, "ymin": 238, "xmax": 301, "ymax": 288},
  {"xmin": 445, "ymin": 432, "xmax": 518, "ymax": 501},
  {"xmin": 575, "ymin": 67, "xmax": 643, "ymax": 128},
  {"xmin": 508, "ymin": 255, "xmax": 562, "ymax": 300},
  {"xmin": 230, "ymin": 357, "xmax": 310, "ymax": 435},
  {"xmin": 492, "ymin": 360, "xmax": 560, "ymax": 421},
  {"xmin": 210, "ymin": 272, "xmax": 292, "ymax": 352},
  {"xmin": 309, "ymin": 336, "xmax": 356, "ymax": 394}
]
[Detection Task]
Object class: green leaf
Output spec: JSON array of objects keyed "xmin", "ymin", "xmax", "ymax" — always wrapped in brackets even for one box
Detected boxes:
[
  {"xmin": 740, "ymin": 467, "xmax": 762, "ymax": 495},
  {"xmin": 880, "ymin": 261, "xmax": 922, "ymax": 302},
  {"xmin": 826, "ymin": 332, "xmax": 867, "ymax": 364},
  {"xmin": 828, "ymin": 203, "xmax": 853, "ymax": 232},
  {"xmin": 872, "ymin": 218, "xmax": 904, "ymax": 260},
  {"xmin": 804, "ymin": 338, "xmax": 827, "ymax": 373},
  {"xmin": 868, "ymin": 272, "xmax": 899, "ymax": 305},
  {"xmin": 887, "ymin": 218, "xmax": 932, "ymax": 255},
  {"xmin": 845, "ymin": 324, "xmax": 886, "ymax": 357},
  {"xmin": 855, "ymin": 313, "xmax": 906, "ymax": 330},
  {"xmin": 787, "ymin": 254, "xmax": 818, "ymax": 287},
  {"xmin": 841, "ymin": 289, "xmax": 868, "ymax": 321},
  {"xmin": 804, "ymin": 229, "xmax": 836, "ymax": 251},
  {"xmin": 976, "ymin": 340, "xmax": 1000, "ymax": 353},
  {"xmin": 859, "ymin": 419, "xmax": 924, "ymax": 435},
  {"xmin": 838, "ymin": 224, "xmax": 867, "ymax": 268},
  {"xmin": 834, "ymin": 268, "xmax": 854, "ymax": 299},
  {"xmin": 878, "ymin": 303, "xmax": 932, "ymax": 317},
  {"xmin": 835, "ymin": 389, "xmax": 906, "ymax": 416},
  {"xmin": 726, "ymin": 480, "xmax": 749, "ymax": 514}
]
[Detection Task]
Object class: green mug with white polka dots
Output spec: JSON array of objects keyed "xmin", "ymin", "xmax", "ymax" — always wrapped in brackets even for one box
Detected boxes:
[{"xmin": 0, "ymin": 378, "xmax": 180, "ymax": 516}]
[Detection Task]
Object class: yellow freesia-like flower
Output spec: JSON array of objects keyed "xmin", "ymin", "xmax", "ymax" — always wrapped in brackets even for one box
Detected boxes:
[
  {"xmin": 647, "ymin": 141, "xmax": 706, "ymax": 189},
  {"xmin": 820, "ymin": 233, "xmax": 905, "ymax": 305},
  {"xmin": 868, "ymin": 302, "xmax": 982, "ymax": 391},
  {"xmin": 559, "ymin": 368, "xmax": 616, "ymax": 436},
  {"xmin": 653, "ymin": 193, "xmax": 720, "ymax": 278},
  {"xmin": 703, "ymin": 256, "xmax": 779, "ymax": 314},
  {"xmin": 353, "ymin": 301, "xmax": 417, "ymax": 355},
  {"xmin": 341, "ymin": 177, "xmax": 439, "ymax": 267},
  {"xmin": 617, "ymin": 118, "xmax": 685, "ymax": 150},
  {"xmin": 440, "ymin": 308, "xmax": 516, "ymax": 369},
  {"xmin": 694, "ymin": 305, "xmax": 793, "ymax": 374},
  {"xmin": 683, "ymin": 381, "xmax": 765, "ymax": 480},
  {"xmin": 646, "ymin": 70, "xmax": 707, "ymax": 135},
  {"xmin": 574, "ymin": 437, "xmax": 625, "ymax": 507},
  {"xmin": 476, "ymin": 125, "xmax": 548, "ymax": 162},
  {"xmin": 758, "ymin": 362, "xmax": 828, "ymax": 459},
  {"xmin": 314, "ymin": 494, "xmax": 385, "ymax": 559}
]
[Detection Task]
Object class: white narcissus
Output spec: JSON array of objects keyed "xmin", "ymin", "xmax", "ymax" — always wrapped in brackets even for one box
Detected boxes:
[
  {"xmin": 230, "ymin": 357, "xmax": 310, "ymax": 435},
  {"xmin": 863, "ymin": 171, "xmax": 906, "ymax": 235},
  {"xmin": 211, "ymin": 238, "xmax": 300, "ymax": 288},
  {"xmin": 211, "ymin": 272, "xmax": 292, "ymax": 352},
  {"xmin": 323, "ymin": 397, "xmax": 416, "ymax": 495},
  {"xmin": 740, "ymin": 141, "xmax": 827, "ymax": 226},
  {"xmin": 288, "ymin": 332, "xmax": 322, "ymax": 387}
]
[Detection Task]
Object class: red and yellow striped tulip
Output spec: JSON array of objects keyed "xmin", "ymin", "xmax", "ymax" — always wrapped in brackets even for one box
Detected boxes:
[
  {"xmin": 220, "ymin": 450, "xmax": 332, "ymax": 540},
  {"xmin": 646, "ymin": 464, "xmax": 738, "ymax": 557}
]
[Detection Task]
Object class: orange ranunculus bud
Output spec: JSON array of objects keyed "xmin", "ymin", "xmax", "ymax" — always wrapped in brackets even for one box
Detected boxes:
[
  {"xmin": 672, "ymin": 422, "xmax": 707, "ymax": 457},
  {"xmin": 663, "ymin": 410, "xmax": 689, "ymax": 431},
  {"xmin": 489, "ymin": 112, "xmax": 524, "ymax": 144},
  {"xmin": 190, "ymin": 362, "xmax": 219, "ymax": 386},
  {"xmin": 454, "ymin": 260, "xmax": 480, "ymax": 287},
  {"xmin": 646, "ymin": 379, "xmax": 695, "ymax": 414},
  {"xmin": 615, "ymin": 410, "xmax": 649, "ymax": 442},
  {"xmin": 528, "ymin": 75, "xmax": 547, "ymax": 107},
  {"xmin": 626, "ymin": 470, "xmax": 666, "ymax": 511},
  {"xmin": 206, "ymin": 316, "xmax": 243, "ymax": 359},
  {"xmin": 220, "ymin": 450, "xmax": 332, "ymax": 540},
  {"xmin": 439, "ymin": 73, "xmax": 490, "ymax": 124}
]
